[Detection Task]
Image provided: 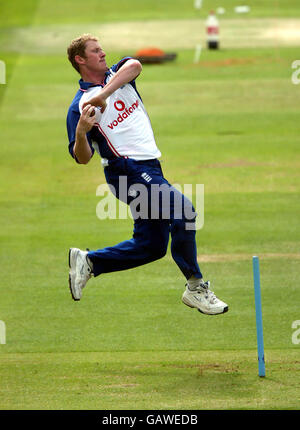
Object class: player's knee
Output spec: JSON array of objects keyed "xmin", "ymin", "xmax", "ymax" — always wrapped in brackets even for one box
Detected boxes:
[
  {"xmin": 139, "ymin": 232, "xmax": 167, "ymax": 261},
  {"xmin": 148, "ymin": 237, "xmax": 168, "ymax": 260},
  {"xmin": 153, "ymin": 243, "xmax": 168, "ymax": 260},
  {"xmin": 133, "ymin": 220, "xmax": 169, "ymax": 261}
]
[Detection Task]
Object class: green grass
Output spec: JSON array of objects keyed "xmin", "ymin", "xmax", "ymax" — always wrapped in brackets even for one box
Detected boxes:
[
  {"xmin": 1, "ymin": 350, "xmax": 299, "ymax": 410},
  {"xmin": 0, "ymin": 0, "xmax": 300, "ymax": 28},
  {"xmin": 0, "ymin": 0, "xmax": 300, "ymax": 410}
]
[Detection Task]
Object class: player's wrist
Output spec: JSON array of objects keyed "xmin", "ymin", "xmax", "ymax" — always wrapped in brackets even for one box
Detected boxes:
[
  {"xmin": 76, "ymin": 127, "xmax": 88, "ymax": 138},
  {"xmin": 77, "ymin": 119, "xmax": 92, "ymax": 134}
]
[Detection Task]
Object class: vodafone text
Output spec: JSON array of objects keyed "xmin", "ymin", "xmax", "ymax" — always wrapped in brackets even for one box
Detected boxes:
[{"xmin": 107, "ymin": 99, "xmax": 139, "ymax": 129}]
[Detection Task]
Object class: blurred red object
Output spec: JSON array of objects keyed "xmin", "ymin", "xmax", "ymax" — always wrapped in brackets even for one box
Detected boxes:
[
  {"xmin": 133, "ymin": 47, "xmax": 177, "ymax": 64},
  {"xmin": 135, "ymin": 47, "xmax": 166, "ymax": 57}
]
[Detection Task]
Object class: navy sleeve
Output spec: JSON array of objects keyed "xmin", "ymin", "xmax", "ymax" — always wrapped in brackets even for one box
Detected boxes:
[
  {"xmin": 111, "ymin": 56, "xmax": 134, "ymax": 73},
  {"xmin": 66, "ymin": 103, "xmax": 94, "ymax": 163}
]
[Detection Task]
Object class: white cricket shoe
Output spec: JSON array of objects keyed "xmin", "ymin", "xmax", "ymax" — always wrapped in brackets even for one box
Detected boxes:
[
  {"xmin": 68, "ymin": 248, "xmax": 93, "ymax": 301},
  {"xmin": 182, "ymin": 281, "xmax": 228, "ymax": 315}
]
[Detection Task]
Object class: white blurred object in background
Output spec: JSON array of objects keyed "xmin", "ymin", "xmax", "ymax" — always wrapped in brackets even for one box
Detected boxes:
[
  {"xmin": 194, "ymin": 0, "xmax": 203, "ymax": 9},
  {"xmin": 216, "ymin": 7, "xmax": 226, "ymax": 15},
  {"xmin": 234, "ymin": 5, "xmax": 250, "ymax": 14}
]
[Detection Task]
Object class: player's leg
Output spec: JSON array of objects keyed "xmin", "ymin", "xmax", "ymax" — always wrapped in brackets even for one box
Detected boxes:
[
  {"xmin": 88, "ymin": 217, "xmax": 170, "ymax": 276},
  {"xmin": 168, "ymin": 186, "xmax": 228, "ymax": 315},
  {"xmin": 68, "ymin": 218, "xmax": 169, "ymax": 301},
  {"xmin": 68, "ymin": 158, "xmax": 170, "ymax": 300},
  {"xmin": 118, "ymin": 159, "xmax": 228, "ymax": 315},
  {"xmin": 88, "ymin": 158, "xmax": 170, "ymax": 275}
]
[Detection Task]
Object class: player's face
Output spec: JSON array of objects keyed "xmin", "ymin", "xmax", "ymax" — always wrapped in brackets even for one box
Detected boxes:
[{"xmin": 82, "ymin": 40, "xmax": 108, "ymax": 73}]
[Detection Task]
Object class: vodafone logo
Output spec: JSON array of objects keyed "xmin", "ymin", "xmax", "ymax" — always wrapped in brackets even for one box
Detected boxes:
[
  {"xmin": 114, "ymin": 100, "xmax": 126, "ymax": 111},
  {"xmin": 107, "ymin": 99, "xmax": 139, "ymax": 130}
]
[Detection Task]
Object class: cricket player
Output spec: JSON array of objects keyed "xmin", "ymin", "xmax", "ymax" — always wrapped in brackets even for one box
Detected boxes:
[{"xmin": 66, "ymin": 34, "xmax": 228, "ymax": 315}]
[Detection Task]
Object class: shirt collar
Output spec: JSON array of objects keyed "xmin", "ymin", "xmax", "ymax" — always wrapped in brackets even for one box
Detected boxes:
[{"xmin": 79, "ymin": 71, "xmax": 111, "ymax": 90}]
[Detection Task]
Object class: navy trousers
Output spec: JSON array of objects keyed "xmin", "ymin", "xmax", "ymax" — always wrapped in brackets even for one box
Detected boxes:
[{"xmin": 88, "ymin": 158, "xmax": 203, "ymax": 280}]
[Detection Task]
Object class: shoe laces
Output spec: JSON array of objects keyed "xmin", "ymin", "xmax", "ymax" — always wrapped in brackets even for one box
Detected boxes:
[{"xmin": 189, "ymin": 281, "xmax": 218, "ymax": 304}]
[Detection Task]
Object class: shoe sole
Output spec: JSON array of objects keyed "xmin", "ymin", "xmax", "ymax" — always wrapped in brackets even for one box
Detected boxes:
[
  {"xmin": 182, "ymin": 296, "xmax": 228, "ymax": 315},
  {"xmin": 68, "ymin": 248, "xmax": 80, "ymax": 301}
]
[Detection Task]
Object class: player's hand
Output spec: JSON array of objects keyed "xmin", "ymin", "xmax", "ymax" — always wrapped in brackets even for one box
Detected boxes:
[
  {"xmin": 82, "ymin": 94, "xmax": 107, "ymax": 113},
  {"xmin": 78, "ymin": 104, "xmax": 97, "ymax": 133}
]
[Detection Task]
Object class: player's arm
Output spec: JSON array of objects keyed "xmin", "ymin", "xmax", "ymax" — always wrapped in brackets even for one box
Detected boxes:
[
  {"xmin": 82, "ymin": 59, "xmax": 142, "ymax": 112},
  {"xmin": 73, "ymin": 104, "xmax": 96, "ymax": 164}
]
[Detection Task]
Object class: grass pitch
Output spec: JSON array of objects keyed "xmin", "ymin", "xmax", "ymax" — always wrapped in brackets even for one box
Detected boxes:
[{"xmin": 0, "ymin": 0, "xmax": 300, "ymax": 410}]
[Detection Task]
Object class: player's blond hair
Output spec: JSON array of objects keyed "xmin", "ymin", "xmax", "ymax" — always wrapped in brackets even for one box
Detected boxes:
[{"xmin": 67, "ymin": 34, "xmax": 99, "ymax": 73}]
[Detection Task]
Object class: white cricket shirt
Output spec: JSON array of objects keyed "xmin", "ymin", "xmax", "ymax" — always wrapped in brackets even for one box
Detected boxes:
[{"xmin": 79, "ymin": 71, "xmax": 161, "ymax": 161}]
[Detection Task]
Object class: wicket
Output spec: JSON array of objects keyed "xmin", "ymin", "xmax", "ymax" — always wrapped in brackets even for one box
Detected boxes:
[{"xmin": 252, "ymin": 256, "xmax": 266, "ymax": 377}]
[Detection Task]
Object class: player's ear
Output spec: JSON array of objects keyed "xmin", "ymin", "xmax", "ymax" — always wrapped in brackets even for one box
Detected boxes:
[{"xmin": 74, "ymin": 55, "xmax": 86, "ymax": 67}]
